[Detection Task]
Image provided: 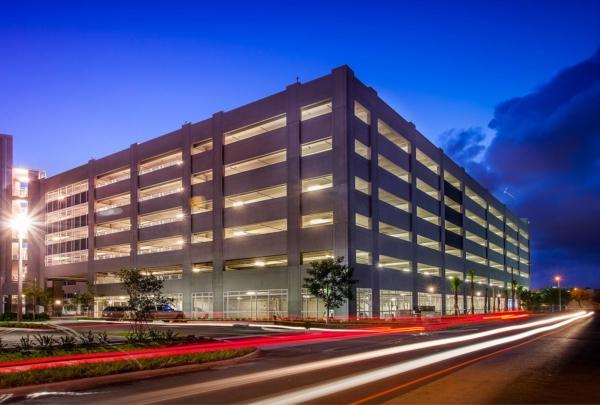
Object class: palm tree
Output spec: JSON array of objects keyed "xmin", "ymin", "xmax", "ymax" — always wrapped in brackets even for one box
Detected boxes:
[
  {"xmin": 450, "ymin": 276, "xmax": 462, "ymax": 316},
  {"xmin": 503, "ymin": 288, "xmax": 509, "ymax": 311},
  {"xmin": 511, "ymin": 279, "xmax": 518, "ymax": 310},
  {"xmin": 467, "ymin": 270, "xmax": 475, "ymax": 315},
  {"xmin": 515, "ymin": 284, "xmax": 525, "ymax": 310}
]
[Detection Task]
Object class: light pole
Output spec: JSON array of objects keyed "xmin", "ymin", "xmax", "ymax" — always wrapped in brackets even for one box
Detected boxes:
[
  {"xmin": 555, "ymin": 276, "xmax": 561, "ymax": 311},
  {"xmin": 10, "ymin": 213, "xmax": 31, "ymax": 322}
]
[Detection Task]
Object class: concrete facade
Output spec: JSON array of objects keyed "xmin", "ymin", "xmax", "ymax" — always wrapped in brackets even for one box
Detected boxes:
[{"xmin": 10, "ymin": 66, "xmax": 530, "ymax": 318}]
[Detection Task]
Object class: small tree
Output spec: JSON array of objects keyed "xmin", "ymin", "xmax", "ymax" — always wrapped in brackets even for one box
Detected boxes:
[
  {"xmin": 74, "ymin": 284, "xmax": 95, "ymax": 317},
  {"xmin": 118, "ymin": 268, "xmax": 172, "ymax": 339},
  {"xmin": 467, "ymin": 270, "xmax": 475, "ymax": 315},
  {"xmin": 511, "ymin": 279, "xmax": 518, "ymax": 310},
  {"xmin": 515, "ymin": 284, "xmax": 525, "ymax": 310},
  {"xmin": 23, "ymin": 284, "xmax": 53, "ymax": 319},
  {"xmin": 303, "ymin": 257, "xmax": 356, "ymax": 323},
  {"xmin": 450, "ymin": 276, "xmax": 462, "ymax": 316}
]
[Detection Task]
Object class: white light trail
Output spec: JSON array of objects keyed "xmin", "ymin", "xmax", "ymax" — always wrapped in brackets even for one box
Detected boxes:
[
  {"xmin": 253, "ymin": 311, "xmax": 592, "ymax": 405},
  {"xmin": 123, "ymin": 312, "xmax": 587, "ymax": 405}
]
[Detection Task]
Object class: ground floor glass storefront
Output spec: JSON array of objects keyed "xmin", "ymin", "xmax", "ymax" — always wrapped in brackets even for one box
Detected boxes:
[
  {"xmin": 192, "ymin": 292, "xmax": 213, "ymax": 319},
  {"xmin": 445, "ymin": 294, "xmax": 465, "ymax": 315},
  {"xmin": 223, "ymin": 289, "xmax": 288, "ymax": 320},
  {"xmin": 417, "ymin": 292, "xmax": 443, "ymax": 314},
  {"xmin": 380, "ymin": 290, "xmax": 412, "ymax": 318}
]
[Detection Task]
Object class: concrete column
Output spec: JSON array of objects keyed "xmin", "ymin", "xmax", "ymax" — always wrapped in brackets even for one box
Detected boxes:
[
  {"xmin": 332, "ymin": 66, "xmax": 352, "ymax": 318},
  {"xmin": 366, "ymin": 89, "xmax": 381, "ymax": 318},
  {"xmin": 211, "ymin": 113, "xmax": 225, "ymax": 316},
  {"xmin": 129, "ymin": 144, "xmax": 139, "ymax": 269},
  {"xmin": 439, "ymin": 152, "xmax": 446, "ymax": 315},
  {"xmin": 460, "ymin": 168, "xmax": 468, "ymax": 313},
  {"xmin": 87, "ymin": 159, "xmax": 96, "ymax": 285},
  {"xmin": 410, "ymin": 142, "xmax": 419, "ymax": 311},
  {"xmin": 285, "ymin": 83, "xmax": 301, "ymax": 318},
  {"xmin": 181, "ymin": 124, "xmax": 193, "ymax": 316}
]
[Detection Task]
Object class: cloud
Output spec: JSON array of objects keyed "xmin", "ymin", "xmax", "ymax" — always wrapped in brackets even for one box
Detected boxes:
[{"xmin": 441, "ymin": 48, "xmax": 600, "ymax": 288}]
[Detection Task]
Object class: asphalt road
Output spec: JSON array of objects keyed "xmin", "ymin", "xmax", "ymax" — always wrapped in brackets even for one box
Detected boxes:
[{"xmin": 11, "ymin": 311, "xmax": 597, "ymax": 404}]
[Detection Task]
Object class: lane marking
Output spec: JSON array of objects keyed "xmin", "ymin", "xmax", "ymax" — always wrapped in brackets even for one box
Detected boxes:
[
  {"xmin": 251, "ymin": 312, "xmax": 592, "ymax": 405},
  {"xmin": 116, "ymin": 312, "xmax": 586, "ymax": 404}
]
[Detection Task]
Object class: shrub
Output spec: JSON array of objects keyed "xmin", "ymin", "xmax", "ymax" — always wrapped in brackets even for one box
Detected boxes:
[
  {"xmin": 33, "ymin": 334, "xmax": 56, "ymax": 352},
  {"xmin": 95, "ymin": 331, "xmax": 110, "ymax": 345},
  {"xmin": 59, "ymin": 335, "xmax": 77, "ymax": 351},
  {"xmin": 0, "ymin": 337, "xmax": 6, "ymax": 352},
  {"xmin": 78, "ymin": 330, "xmax": 96, "ymax": 347},
  {"xmin": 17, "ymin": 335, "xmax": 35, "ymax": 352},
  {"xmin": 164, "ymin": 329, "xmax": 179, "ymax": 342}
]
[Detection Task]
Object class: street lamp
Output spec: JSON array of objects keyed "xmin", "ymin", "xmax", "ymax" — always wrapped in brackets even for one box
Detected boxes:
[
  {"xmin": 555, "ymin": 276, "xmax": 562, "ymax": 311},
  {"xmin": 10, "ymin": 213, "xmax": 31, "ymax": 322}
]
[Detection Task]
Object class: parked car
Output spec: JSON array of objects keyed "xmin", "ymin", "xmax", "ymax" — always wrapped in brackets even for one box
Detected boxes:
[
  {"xmin": 102, "ymin": 306, "xmax": 134, "ymax": 320},
  {"xmin": 145, "ymin": 304, "xmax": 185, "ymax": 321}
]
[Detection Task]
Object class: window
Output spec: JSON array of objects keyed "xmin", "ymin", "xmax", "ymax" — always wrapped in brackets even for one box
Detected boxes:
[
  {"xmin": 354, "ymin": 101, "xmax": 370, "ymax": 124},
  {"xmin": 355, "ymin": 176, "xmax": 371, "ymax": 195},
  {"xmin": 300, "ymin": 99, "xmax": 332, "ymax": 121},
  {"xmin": 356, "ymin": 288, "xmax": 372, "ymax": 318},
  {"xmin": 466, "ymin": 252, "xmax": 488, "ymax": 265},
  {"xmin": 506, "ymin": 233, "xmax": 518, "ymax": 247},
  {"xmin": 489, "ymin": 223, "xmax": 504, "ymax": 238},
  {"xmin": 379, "ymin": 188, "xmax": 410, "ymax": 212},
  {"xmin": 417, "ymin": 263, "xmax": 441, "ymax": 276},
  {"xmin": 506, "ymin": 219, "xmax": 517, "ymax": 233},
  {"xmin": 445, "ymin": 221, "xmax": 462, "ymax": 236},
  {"xmin": 191, "ymin": 139, "xmax": 213, "ymax": 155},
  {"xmin": 192, "ymin": 292, "xmax": 213, "ymax": 319},
  {"xmin": 301, "ymin": 250, "xmax": 334, "ymax": 264},
  {"xmin": 301, "ymin": 137, "xmax": 332, "ymax": 157},
  {"xmin": 193, "ymin": 262, "xmax": 213, "ymax": 273},
  {"xmin": 379, "ymin": 221, "xmax": 410, "ymax": 241},
  {"xmin": 95, "ymin": 219, "xmax": 131, "ymax": 236},
  {"xmin": 444, "ymin": 171, "xmax": 461, "ymax": 188},
  {"xmin": 489, "ymin": 205, "xmax": 503, "ymax": 222},
  {"xmin": 224, "ymin": 114, "xmax": 286, "ymax": 145},
  {"xmin": 224, "ymin": 150, "xmax": 286, "ymax": 176},
  {"xmin": 225, "ymin": 184, "xmax": 286, "ymax": 208},
  {"xmin": 418, "ymin": 235, "xmax": 441, "ymax": 251},
  {"xmin": 380, "ymin": 290, "xmax": 412, "ymax": 318},
  {"xmin": 417, "ymin": 207, "xmax": 440, "ymax": 225},
  {"xmin": 192, "ymin": 231, "xmax": 213, "ymax": 243},
  {"xmin": 378, "ymin": 120, "xmax": 410, "ymax": 153},
  {"xmin": 139, "ymin": 208, "xmax": 183, "ymax": 229},
  {"xmin": 466, "ymin": 231, "xmax": 487, "ymax": 248},
  {"xmin": 445, "ymin": 246, "xmax": 462, "ymax": 257},
  {"xmin": 95, "ymin": 244, "xmax": 131, "ymax": 260},
  {"xmin": 223, "ymin": 289, "xmax": 288, "ymax": 320},
  {"xmin": 302, "ymin": 174, "xmax": 333, "ymax": 193},
  {"xmin": 191, "ymin": 197, "xmax": 212, "ymax": 214},
  {"xmin": 96, "ymin": 193, "xmax": 130, "ymax": 212},
  {"xmin": 490, "ymin": 260, "xmax": 504, "ymax": 270},
  {"xmin": 225, "ymin": 255, "xmax": 288, "ymax": 271},
  {"xmin": 378, "ymin": 155, "xmax": 410, "ymax": 182},
  {"xmin": 96, "ymin": 167, "xmax": 130, "ymax": 188},
  {"xmin": 355, "ymin": 250, "xmax": 372, "ymax": 265},
  {"xmin": 302, "ymin": 211, "xmax": 334, "ymax": 228},
  {"xmin": 191, "ymin": 170, "xmax": 213, "ymax": 185},
  {"xmin": 466, "ymin": 187, "xmax": 486, "ymax": 209},
  {"xmin": 224, "ymin": 218, "xmax": 287, "ymax": 239},
  {"xmin": 489, "ymin": 241, "xmax": 503, "ymax": 254},
  {"xmin": 354, "ymin": 140, "xmax": 371, "ymax": 160},
  {"xmin": 138, "ymin": 236, "xmax": 183, "ymax": 255},
  {"xmin": 445, "ymin": 196, "xmax": 461, "ymax": 212},
  {"xmin": 416, "ymin": 179, "xmax": 440, "ymax": 200},
  {"xmin": 378, "ymin": 255, "xmax": 410, "ymax": 272},
  {"xmin": 139, "ymin": 179, "xmax": 183, "ymax": 202},
  {"xmin": 466, "ymin": 210, "xmax": 487, "ymax": 228},
  {"xmin": 45, "ymin": 250, "xmax": 88, "ymax": 266},
  {"xmin": 416, "ymin": 149, "xmax": 439, "ymax": 175},
  {"xmin": 139, "ymin": 151, "xmax": 183, "ymax": 175},
  {"xmin": 355, "ymin": 213, "xmax": 371, "ymax": 229}
]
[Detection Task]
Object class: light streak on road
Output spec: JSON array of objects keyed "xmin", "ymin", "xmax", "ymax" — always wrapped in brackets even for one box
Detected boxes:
[
  {"xmin": 253, "ymin": 311, "xmax": 593, "ymax": 405},
  {"xmin": 120, "ymin": 311, "xmax": 587, "ymax": 405}
]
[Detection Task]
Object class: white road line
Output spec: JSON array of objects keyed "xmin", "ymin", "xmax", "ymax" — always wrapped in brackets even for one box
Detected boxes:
[
  {"xmin": 252, "ymin": 312, "xmax": 593, "ymax": 405},
  {"xmin": 120, "ymin": 312, "xmax": 586, "ymax": 405}
]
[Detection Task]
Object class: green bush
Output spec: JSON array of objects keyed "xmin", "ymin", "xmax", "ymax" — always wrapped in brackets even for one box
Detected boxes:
[{"xmin": 0, "ymin": 313, "xmax": 50, "ymax": 322}]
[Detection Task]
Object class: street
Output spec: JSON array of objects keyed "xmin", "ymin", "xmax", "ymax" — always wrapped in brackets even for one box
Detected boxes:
[{"xmin": 10, "ymin": 311, "xmax": 598, "ymax": 404}]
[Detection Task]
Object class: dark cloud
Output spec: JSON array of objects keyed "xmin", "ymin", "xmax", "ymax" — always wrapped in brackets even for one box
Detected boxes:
[{"xmin": 441, "ymin": 48, "xmax": 600, "ymax": 288}]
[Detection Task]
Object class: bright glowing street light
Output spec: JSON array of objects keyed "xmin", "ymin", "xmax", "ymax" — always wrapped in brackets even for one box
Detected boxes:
[
  {"xmin": 10, "ymin": 213, "xmax": 32, "ymax": 322},
  {"xmin": 555, "ymin": 276, "xmax": 562, "ymax": 311}
]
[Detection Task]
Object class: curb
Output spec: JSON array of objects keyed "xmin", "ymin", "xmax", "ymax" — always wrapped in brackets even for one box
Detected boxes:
[{"xmin": 0, "ymin": 349, "xmax": 259, "ymax": 398}]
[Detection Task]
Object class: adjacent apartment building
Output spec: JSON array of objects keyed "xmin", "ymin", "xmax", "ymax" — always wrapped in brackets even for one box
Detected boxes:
[{"xmin": 0, "ymin": 66, "xmax": 531, "ymax": 319}]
